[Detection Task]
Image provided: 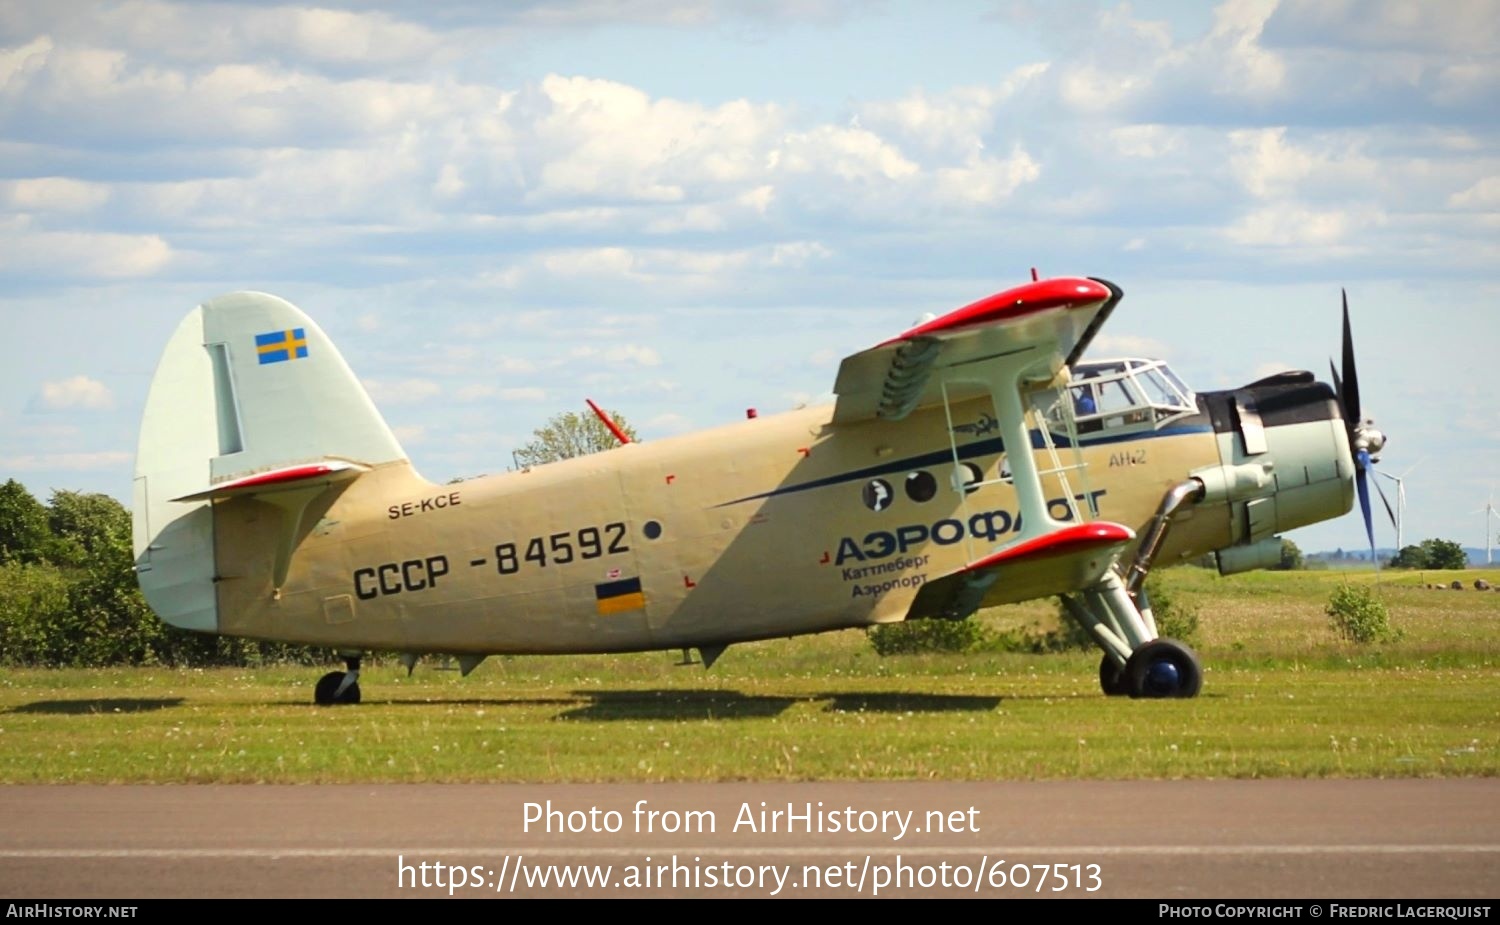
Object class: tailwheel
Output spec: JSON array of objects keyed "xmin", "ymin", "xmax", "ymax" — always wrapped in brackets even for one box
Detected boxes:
[
  {"xmin": 1099, "ymin": 654, "xmax": 1129, "ymax": 697},
  {"xmin": 314, "ymin": 655, "xmax": 362, "ymax": 705},
  {"xmin": 1124, "ymin": 639, "xmax": 1202, "ymax": 699}
]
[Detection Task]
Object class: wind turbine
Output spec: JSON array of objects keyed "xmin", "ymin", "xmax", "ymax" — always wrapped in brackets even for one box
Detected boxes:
[
  {"xmin": 1371, "ymin": 459, "xmax": 1421, "ymax": 552},
  {"xmin": 1476, "ymin": 491, "xmax": 1500, "ymax": 566}
]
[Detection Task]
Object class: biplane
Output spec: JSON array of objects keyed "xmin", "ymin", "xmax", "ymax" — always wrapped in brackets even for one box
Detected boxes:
[{"xmin": 131, "ymin": 275, "xmax": 1385, "ymax": 703}]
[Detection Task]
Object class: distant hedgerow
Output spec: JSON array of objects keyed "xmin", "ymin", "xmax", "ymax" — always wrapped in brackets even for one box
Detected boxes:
[{"xmin": 867, "ymin": 618, "xmax": 988, "ymax": 655}]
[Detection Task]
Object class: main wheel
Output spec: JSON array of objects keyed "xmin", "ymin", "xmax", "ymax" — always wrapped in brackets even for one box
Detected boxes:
[
  {"xmin": 1124, "ymin": 639, "xmax": 1202, "ymax": 699},
  {"xmin": 314, "ymin": 671, "xmax": 362, "ymax": 706},
  {"xmin": 1099, "ymin": 653, "xmax": 1129, "ymax": 696}
]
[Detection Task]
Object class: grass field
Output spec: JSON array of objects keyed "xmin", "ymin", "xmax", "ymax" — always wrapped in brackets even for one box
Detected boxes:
[{"xmin": 2, "ymin": 567, "xmax": 1496, "ymax": 783}]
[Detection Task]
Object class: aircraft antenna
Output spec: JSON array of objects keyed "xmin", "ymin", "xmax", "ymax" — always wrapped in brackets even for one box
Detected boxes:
[{"xmin": 586, "ymin": 398, "xmax": 633, "ymax": 446}]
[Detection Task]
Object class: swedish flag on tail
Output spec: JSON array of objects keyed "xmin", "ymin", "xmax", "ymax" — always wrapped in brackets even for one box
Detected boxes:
[{"xmin": 256, "ymin": 328, "xmax": 308, "ymax": 364}]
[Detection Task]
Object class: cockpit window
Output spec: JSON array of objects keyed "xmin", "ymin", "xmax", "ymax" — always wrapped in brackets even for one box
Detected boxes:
[
  {"xmin": 1039, "ymin": 357, "xmax": 1197, "ymax": 439},
  {"xmin": 1096, "ymin": 378, "xmax": 1138, "ymax": 414}
]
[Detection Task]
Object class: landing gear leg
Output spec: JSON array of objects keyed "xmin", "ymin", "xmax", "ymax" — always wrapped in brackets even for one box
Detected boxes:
[
  {"xmin": 314, "ymin": 654, "xmax": 362, "ymax": 706},
  {"xmin": 1063, "ymin": 571, "xmax": 1202, "ymax": 699},
  {"xmin": 1061, "ymin": 478, "xmax": 1207, "ymax": 698}
]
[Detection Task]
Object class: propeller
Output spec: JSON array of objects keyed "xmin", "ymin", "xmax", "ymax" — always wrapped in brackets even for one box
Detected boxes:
[{"xmin": 1330, "ymin": 290, "xmax": 1389, "ymax": 562}]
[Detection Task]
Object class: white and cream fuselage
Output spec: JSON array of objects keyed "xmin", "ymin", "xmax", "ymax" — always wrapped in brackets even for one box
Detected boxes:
[{"xmin": 133, "ymin": 281, "xmax": 1356, "ymax": 694}]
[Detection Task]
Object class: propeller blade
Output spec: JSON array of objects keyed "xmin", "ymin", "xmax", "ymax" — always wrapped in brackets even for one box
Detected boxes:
[
  {"xmin": 1369, "ymin": 466, "xmax": 1398, "ymax": 530},
  {"xmin": 1329, "ymin": 359, "xmax": 1343, "ymax": 409},
  {"xmin": 1341, "ymin": 289, "xmax": 1362, "ymax": 426},
  {"xmin": 1355, "ymin": 449, "xmax": 1376, "ymax": 560}
]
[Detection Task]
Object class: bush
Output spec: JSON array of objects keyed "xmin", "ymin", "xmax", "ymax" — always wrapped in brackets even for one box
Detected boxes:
[
  {"xmin": 1142, "ymin": 573, "xmax": 1201, "ymax": 645},
  {"xmin": 867, "ymin": 618, "xmax": 988, "ymax": 655},
  {"xmin": 1326, "ymin": 583, "xmax": 1401, "ymax": 643}
]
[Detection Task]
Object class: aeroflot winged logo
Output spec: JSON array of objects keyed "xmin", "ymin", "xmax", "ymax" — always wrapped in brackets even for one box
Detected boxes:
[{"xmin": 255, "ymin": 328, "xmax": 309, "ymax": 364}]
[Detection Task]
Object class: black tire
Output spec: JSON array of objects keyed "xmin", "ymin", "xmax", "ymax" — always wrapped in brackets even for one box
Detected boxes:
[
  {"xmin": 1124, "ymin": 638, "xmax": 1202, "ymax": 699},
  {"xmin": 314, "ymin": 671, "xmax": 361, "ymax": 706},
  {"xmin": 1099, "ymin": 653, "xmax": 1129, "ymax": 696}
]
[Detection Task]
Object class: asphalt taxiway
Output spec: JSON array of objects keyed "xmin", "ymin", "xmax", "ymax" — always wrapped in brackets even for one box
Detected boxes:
[{"xmin": 2, "ymin": 780, "xmax": 1496, "ymax": 898}]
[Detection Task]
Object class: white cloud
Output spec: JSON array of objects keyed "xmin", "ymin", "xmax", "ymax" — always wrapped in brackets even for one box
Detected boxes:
[
  {"xmin": 31, "ymin": 375, "xmax": 114, "ymax": 411},
  {"xmin": 1230, "ymin": 128, "xmax": 1319, "ymax": 198},
  {"xmin": 1252, "ymin": 360, "xmax": 1295, "ymax": 380},
  {"xmin": 571, "ymin": 344, "xmax": 661, "ymax": 367},
  {"xmin": 1110, "ymin": 125, "xmax": 1182, "ymax": 159},
  {"xmin": 3, "ymin": 177, "xmax": 111, "ymax": 212},
  {"xmin": 1449, "ymin": 177, "xmax": 1500, "ymax": 209},
  {"xmin": 454, "ymin": 385, "xmax": 547, "ymax": 402},
  {"xmin": 362, "ymin": 378, "xmax": 441, "ymax": 404},
  {"xmin": 1229, "ymin": 128, "xmax": 1379, "ymax": 199},
  {"xmin": 1206, "ymin": 0, "xmax": 1286, "ymax": 98},
  {"xmin": 933, "ymin": 147, "xmax": 1041, "ymax": 207},
  {"xmin": 0, "ymin": 225, "xmax": 171, "ymax": 278},
  {"xmin": 645, "ymin": 412, "xmax": 694, "ymax": 434},
  {"xmin": 0, "ymin": 37, "xmax": 449, "ymax": 149},
  {"xmin": 526, "ymin": 74, "xmax": 781, "ymax": 202},
  {"xmin": 1086, "ymin": 334, "xmax": 1170, "ymax": 360},
  {"xmin": 774, "ymin": 125, "xmax": 918, "ymax": 183},
  {"xmin": 1225, "ymin": 204, "xmax": 1385, "ymax": 247},
  {"xmin": 855, "ymin": 73, "xmax": 1043, "ymax": 157},
  {"xmin": 0, "ymin": 450, "xmax": 131, "ymax": 471},
  {"xmin": 1, "ymin": 3, "xmax": 448, "ymax": 72},
  {"xmin": 1059, "ymin": 65, "xmax": 1148, "ymax": 113},
  {"xmin": 1266, "ymin": 0, "xmax": 1500, "ymax": 55},
  {"xmin": 392, "ymin": 424, "xmax": 427, "ymax": 445}
]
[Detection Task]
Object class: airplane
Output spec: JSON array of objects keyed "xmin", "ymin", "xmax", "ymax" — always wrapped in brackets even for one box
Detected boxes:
[{"xmin": 131, "ymin": 274, "xmax": 1387, "ymax": 704}]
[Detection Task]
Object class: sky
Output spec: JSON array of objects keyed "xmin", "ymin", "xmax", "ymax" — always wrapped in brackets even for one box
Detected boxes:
[{"xmin": 1, "ymin": 0, "xmax": 1496, "ymax": 557}]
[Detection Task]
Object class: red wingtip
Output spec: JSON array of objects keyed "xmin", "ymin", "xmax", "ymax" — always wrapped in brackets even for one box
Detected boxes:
[{"xmin": 883, "ymin": 277, "xmax": 1111, "ymax": 345}]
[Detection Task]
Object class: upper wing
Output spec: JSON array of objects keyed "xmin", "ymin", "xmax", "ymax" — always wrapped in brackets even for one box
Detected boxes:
[{"xmin": 831, "ymin": 277, "xmax": 1120, "ymax": 425}]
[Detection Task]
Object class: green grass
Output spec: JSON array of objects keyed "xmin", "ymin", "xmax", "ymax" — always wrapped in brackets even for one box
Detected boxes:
[{"xmin": 1, "ymin": 567, "xmax": 1496, "ymax": 783}]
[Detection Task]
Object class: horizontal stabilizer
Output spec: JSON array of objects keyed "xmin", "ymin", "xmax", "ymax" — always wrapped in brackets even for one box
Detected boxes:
[
  {"xmin": 904, "ymin": 522, "xmax": 1134, "ymax": 621},
  {"xmin": 171, "ymin": 461, "xmax": 368, "ymax": 502}
]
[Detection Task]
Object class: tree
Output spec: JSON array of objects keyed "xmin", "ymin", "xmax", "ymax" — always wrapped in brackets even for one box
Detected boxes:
[
  {"xmin": 1388, "ymin": 538, "xmax": 1469, "ymax": 570},
  {"xmin": 46, "ymin": 490, "xmax": 133, "ymax": 568},
  {"xmin": 0, "ymin": 479, "xmax": 49, "ymax": 565},
  {"xmin": 1388, "ymin": 544, "xmax": 1426, "ymax": 569},
  {"xmin": 1420, "ymin": 538, "xmax": 1468, "ymax": 570},
  {"xmin": 513, "ymin": 409, "xmax": 637, "ymax": 468},
  {"xmin": 1273, "ymin": 537, "xmax": 1304, "ymax": 571}
]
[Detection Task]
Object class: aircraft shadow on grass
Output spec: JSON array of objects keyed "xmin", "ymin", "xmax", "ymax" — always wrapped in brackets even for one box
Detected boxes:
[
  {"xmin": 7, "ymin": 697, "xmax": 185, "ymax": 715},
  {"xmin": 556, "ymin": 689, "xmax": 1003, "ymax": 721}
]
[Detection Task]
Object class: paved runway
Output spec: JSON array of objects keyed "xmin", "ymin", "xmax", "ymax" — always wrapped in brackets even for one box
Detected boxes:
[{"xmin": 1, "ymin": 781, "xmax": 1496, "ymax": 898}]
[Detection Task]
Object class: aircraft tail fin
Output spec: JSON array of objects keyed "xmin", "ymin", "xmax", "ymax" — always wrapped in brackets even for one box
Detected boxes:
[{"xmin": 133, "ymin": 291, "xmax": 406, "ymax": 631}]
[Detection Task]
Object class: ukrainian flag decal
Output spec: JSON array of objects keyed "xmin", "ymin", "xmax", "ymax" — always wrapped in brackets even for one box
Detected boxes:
[
  {"xmin": 256, "ymin": 328, "xmax": 309, "ymax": 364},
  {"xmin": 595, "ymin": 576, "xmax": 645, "ymax": 616}
]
